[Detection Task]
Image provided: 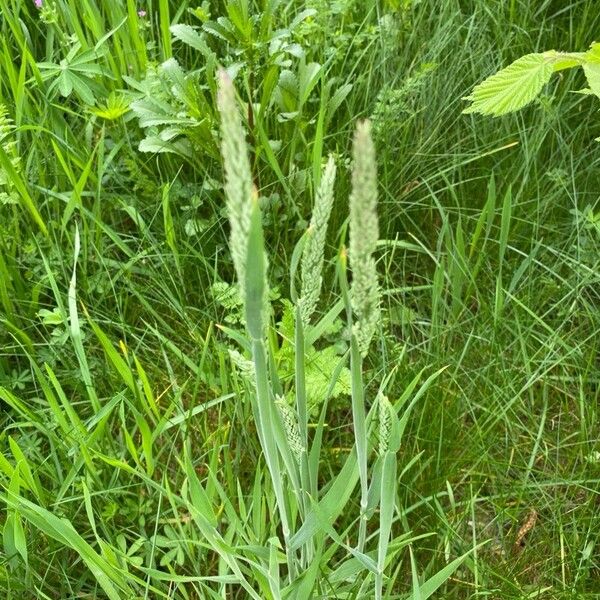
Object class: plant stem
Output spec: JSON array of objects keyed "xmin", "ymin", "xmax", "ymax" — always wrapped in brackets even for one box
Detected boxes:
[
  {"xmin": 251, "ymin": 336, "xmax": 296, "ymax": 580},
  {"xmin": 338, "ymin": 247, "xmax": 369, "ymax": 552}
]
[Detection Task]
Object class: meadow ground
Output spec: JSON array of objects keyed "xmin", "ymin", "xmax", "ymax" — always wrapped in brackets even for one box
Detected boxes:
[{"xmin": 0, "ymin": 1, "xmax": 599, "ymax": 598}]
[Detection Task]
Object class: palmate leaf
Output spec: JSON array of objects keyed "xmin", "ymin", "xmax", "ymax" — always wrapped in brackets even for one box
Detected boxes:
[{"xmin": 463, "ymin": 53, "xmax": 554, "ymax": 116}]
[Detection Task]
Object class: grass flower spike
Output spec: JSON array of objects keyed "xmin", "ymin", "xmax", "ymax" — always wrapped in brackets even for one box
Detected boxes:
[
  {"xmin": 275, "ymin": 395, "xmax": 305, "ymax": 465},
  {"xmin": 298, "ymin": 155, "xmax": 337, "ymax": 325},
  {"xmin": 378, "ymin": 393, "xmax": 391, "ymax": 456},
  {"xmin": 217, "ymin": 69, "xmax": 253, "ymax": 299},
  {"xmin": 349, "ymin": 120, "xmax": 380, "ymax": 356}
]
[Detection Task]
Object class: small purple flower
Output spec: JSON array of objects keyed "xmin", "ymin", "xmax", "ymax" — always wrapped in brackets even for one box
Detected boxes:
[
  {"xmin": 137, "ymin": 9, "xmax": 146, "ymax": 17},
  {"xmin": 34, "ymin": 0, "xmax": 42, "ymax": 7}
]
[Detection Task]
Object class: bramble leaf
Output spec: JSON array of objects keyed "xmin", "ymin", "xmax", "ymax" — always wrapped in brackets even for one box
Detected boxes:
[
  {"xmin": 463, "ymin": 53, "xmax": 554, "ymax": 116},
  {"xmin": 583, "ymin": 62, "xmax": 600, "ymax": 100}
]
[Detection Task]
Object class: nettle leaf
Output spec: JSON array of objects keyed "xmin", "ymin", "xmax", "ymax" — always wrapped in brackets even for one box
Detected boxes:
[
  {"xmin": 278, "ymin": 299, "xmax": 296, "ymax": 340},
  {"xmin": 579, "ymin": 43, "xmax": 600, "ymax": 100},
  {"xmin": 203, "ymin": 17, "xmax": 238, "ymax": 45},
  {"xmin": 463, "ymin": 53, "xmax": 554, "ymax": 116}
]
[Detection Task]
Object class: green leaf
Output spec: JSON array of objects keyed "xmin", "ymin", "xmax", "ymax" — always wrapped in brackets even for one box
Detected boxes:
[
  {"xmin": 245, "ymin": 199, "xmax": 267, "ymax": 341},
  {"xmin": 170, "ymin": 24, "xmax": 214, "ymax": 59},
  {"xmin": 417, "ymin": 542, "xmax": 487, "ymax": 599},
  {"xmin": 184, "ymin": 449, "xmax": 217, "ymax": 527},
  {"xmin": 70, "ymin": 73, "xmax": 96, "ymax": 105},
  {"xmin": 138, "ymin": 135, "xmax": 192, "ymax": 156},
  {"xmin": 57, "ymin": 71, "xmax": 74, "ymax": 97},
  {"xmin": 2, "ymin": 493, "xmax": 130, "ymax": 600},
  {"xmin": 305, "ymin": 346, "xmax": 350, "ymax": 408},
  {"xmin": 463, "ymin": 53, "xmax": 554, "ymax": 116},
  {"xmin": 586, "ymin": 41, "xmax": 600, "ymax": 63},
  {"xmin": 281, "ymin": 543, "xmax": 322, "ymax": 600},
  {"xmin": 377, "ymin": 451, "xmax": 396, "ymax": 580},
  {"xmin": 0, "ymin": 143, "xmax": 47, "ymax": 234},
  {"xmin": 86, "ymin": 315, "xmax": 135, "ymax": 392},
  {"xmin": 583, "ymin": 62, "xmax": 600, "ymax": 100},
  {"xmin": 289, "ymin": 447, "xmax": 359, "ymax": 550},
  {"xmin": 410, "ymin": 546, "xmax": 423, "ymax": 600},
  {"xmin": 9, "ymin": 437, "xmax": 45, "ymax": 506},
  {"xmin": 12, "ymin": 513, "xmax": 27, "ymax": 564}
]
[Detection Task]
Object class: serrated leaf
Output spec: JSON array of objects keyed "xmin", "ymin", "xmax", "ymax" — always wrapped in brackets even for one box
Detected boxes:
[
  {"xmin": 305, "ymin": 346, "xmax": 350, "ymax": 407},
  {"xmin": 586, "ymin": 41, "xmax": 600, "ymax": 62},
  {"xmin": 463, "ymin": 53, "xmax": 554, "ymax": 116},
  {"xmin": 170, "ymin": 24, "xmax": 214, "ymax": 58},
  {"xmin": 130, "ymin": 98, "xmax": 188, "ymax": 128},
  {"xmin": 203, "ymin": 18, "xmax": 237, "ymax": 44},
  {"xmin": 583, "ymin": 62, "xmax": 600, "ymax": 100},
  {"xmin": 545, "ymin": 50, "xmax": 587, "ymax": 72}
]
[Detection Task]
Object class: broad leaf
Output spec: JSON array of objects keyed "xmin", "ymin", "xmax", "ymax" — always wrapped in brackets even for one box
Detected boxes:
[
  {"xmin": 583, "ymin": 62, "xmax": 600, "ymax": 100},
  {"xmin": 463, "ymin": 53, "xmax": 554, "ymax": 116}
]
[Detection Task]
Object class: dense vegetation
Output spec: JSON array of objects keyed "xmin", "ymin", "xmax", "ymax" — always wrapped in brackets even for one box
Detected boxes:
[{"xmin": 1, "ymin": 0, "xmax": 599, "ymax": 598}]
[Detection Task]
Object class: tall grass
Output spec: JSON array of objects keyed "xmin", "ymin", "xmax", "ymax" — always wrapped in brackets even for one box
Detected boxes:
[
  {"xmin": 0, "ymin": 0, "xmax": 599, "ymax": 598},
  {"xmin": 217, "ymin": 70, "xmax": 467, "ymax": 594}
]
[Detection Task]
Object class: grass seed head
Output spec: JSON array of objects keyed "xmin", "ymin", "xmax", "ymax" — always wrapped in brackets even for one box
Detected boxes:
[
  {"xmin": 299, "ymin": 155, "xmax": 337, "ymax": 325},
  {"xmin": 378, "ymin": 393, "xmax": 391, "ymax": 455},
  {"xmin": 217, "ymin": 70, "xmax": 253, "ymax": 299},
  {"xmin": 275, "ymin": 395, "xmax": 305, "ymax": 465},
  {"xmin": 349, "ymin": 119, "xmax": 380, "ymax": 356}
]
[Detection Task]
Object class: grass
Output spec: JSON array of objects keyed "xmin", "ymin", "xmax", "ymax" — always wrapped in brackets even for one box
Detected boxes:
[{"xmin": 1, "ymin": 0, "xmax": 599, "ymax": 598}]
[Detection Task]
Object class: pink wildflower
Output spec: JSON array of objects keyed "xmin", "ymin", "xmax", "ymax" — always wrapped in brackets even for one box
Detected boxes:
[
  {"xmin": 137, "ymin": 10, "xmax": 146, "ymax": 17},
  {"xmin": 34, "ymin": 0, "xmax": 42, "ymax": 7}
]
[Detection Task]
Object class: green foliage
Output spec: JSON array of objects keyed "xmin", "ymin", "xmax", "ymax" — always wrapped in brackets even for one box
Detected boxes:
[
  {"xmin": 219, "ymin": 77, "xmax": 451, "ymax": 590},
  {"xmin": 371, "ymin": 62, "xmax": 437, "ymax": 142},
  {"xmin": 126, "ymin": 57, "xmax": 218, "ymax": 157},
  {"xmin": 0, "ymin": 106, "xmax": 20, "ymax": 206},
  {"xmin": 464, "ymin": 43, "xmax": 600, "ymax": 117},
  {"xmin": 37, "ymin": 43, "xmax": 112, "ymax": 105},
  {"xmin": 276, "ymin": 300, "xmax": 351, "ymax": 413},
  {"xmin": 1, "ymin": 1, "xmax": 599, "ymax": 599},
  {"xmin": 464, "ymin": 53, "xmax": 556, "ymax": 116}
]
